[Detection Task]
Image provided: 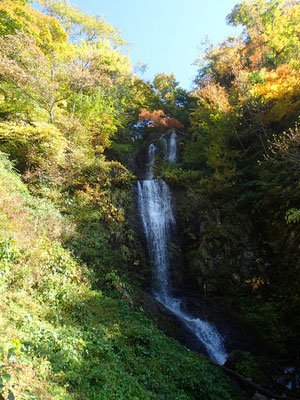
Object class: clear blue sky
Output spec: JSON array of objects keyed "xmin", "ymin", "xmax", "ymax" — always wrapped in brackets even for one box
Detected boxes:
[{"xmin": 40, "ymin": 0, "xmax": 243, "ymax": 90}]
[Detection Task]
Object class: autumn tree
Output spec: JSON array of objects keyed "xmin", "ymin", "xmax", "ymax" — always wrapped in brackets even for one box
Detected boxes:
[
  {"xmin": 38, "ymin": 0, "xmax": 124, "ymax": 46},
  {"xmin": 138, "ymin": 109, "xmax": 184, "ymax": 132},
  {"xmin": 194, "ymin": 37, "xmax": 246, "ymax": 88},
  {"xmin": 0, "ymin": 0, "xmax": 132, "ymax": 135},
  {"xmin": 0, "ymin": 0, "xmax": 66, "ymax": 50},
  {"xmin": 227, "ymin": 0, "xmax": 300, "ymax": 68},
  {"xmin": 0, "ymin": 32, "xmax": 64, "ymax": 122},
  {"xmin": 251, "ymin": 62, "xmax": 300, "ymax": 129},
  {"xmin": 152, "ymin": 73, "xmax": 189, "ymax": 125}
]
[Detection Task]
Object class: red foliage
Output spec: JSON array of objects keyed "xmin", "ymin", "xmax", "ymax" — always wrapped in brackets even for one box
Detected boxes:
[{"xmin": 138, "ymin": 109, "xmax": 184, "ymax": 132}]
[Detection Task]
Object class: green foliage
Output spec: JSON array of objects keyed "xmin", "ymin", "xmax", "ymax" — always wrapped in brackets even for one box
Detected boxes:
[
  {"xmin": 152, "ymin": 73, "xmax": 189, "ymax": 124},
  {"xmin": 248, "ymin": 68, "xmax": 266, "ymax": 84},
  {"xmin": 227, "ymin": 0, "xmax": 300, "ymax": 67},
  {"xmin": 286, "ymin": 208, "xmax": 300, "ymax": 224},
  {"xmin": 0, "ymin": 238, "xmax": 20, "ymax": 290},
  {"xmin": 158, "ymin": 163, "xmax": 203, "ymax": 187},
  {"xmin": 0, "ymin": 121, "xmax": 67, "ymax": 172},
  {"xmin": 235, "ymin": 353, "xmax": 268, "ymax": 383},
  {"xmin": 172, "ymin": 0, "xmax": 300, "ymax": 360},
  {"xmin": 0, "ymin": 155, "xmax": 235, "ymax": 400}
]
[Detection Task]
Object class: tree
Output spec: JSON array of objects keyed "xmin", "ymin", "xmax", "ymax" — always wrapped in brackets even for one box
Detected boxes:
[
  {"xmin": 227, "ymin": 0, "xmax": 300, "ymax": 68},
  {"xmin": 252, "ymin": 62, "xmax": 300, "ymax": 128},
  {"xmin": 0, "ymin": 0, "xmax": 66, "ymax": 50},
  {"xmin": 152, "ymin": 73, "xmax": 189, "ymax": 121},
  {"xmin": 38, "ymin": 0, "xmax": 124, "ymax": 47},
  {"xmin": 0, "ymin": 0, "xmax": 132, "ymax": 128},
  {"xmin": 138, "ymin": 109, "xmax": 184, "ymax": 132},
  {"xmin": 194, "ymin": 37, "xmax": 246, "ymax": 88},
  {"xmin": 0, "ymin": 32, "xmax": 63, "ymax": 122},
  {"xmin": 153, "ymin": 73, "xmax": 187, "ymax": 107}
]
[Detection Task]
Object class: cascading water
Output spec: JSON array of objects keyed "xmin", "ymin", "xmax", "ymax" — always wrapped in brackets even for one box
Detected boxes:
[
  {"xmin": 137, "ymin": 131, "xmax": 227, "ymax": 365},
  {"xmin": 161, "ymin": 129, "xmax": 177, "ymax": 163},
  {"xmin": 147, "ymin": 143, "xmax": 156, "ymax": 179},
  {"xmin": 137, "ymin": 179, "xmax": 174, "ymax": 303}
]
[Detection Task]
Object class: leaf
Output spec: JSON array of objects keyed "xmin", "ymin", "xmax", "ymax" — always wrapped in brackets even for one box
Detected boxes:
[
  {"xmin": 8, "ymin": 390, "xmax": 15, "ymax": 400},
  {"xmin": 7, "ymin": 348, "xmax": 16, "ymax": 362}
]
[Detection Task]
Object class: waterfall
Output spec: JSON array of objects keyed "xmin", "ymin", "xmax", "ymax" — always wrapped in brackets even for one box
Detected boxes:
[
  {"xmin": 160, "ymin": 130, "xmax": 177, "ymax": 163},
  {"xmin": 147, "ymin": 143, "xmax": 156, "ymax": 179},
  {"xmin": 166, "ymin": 130, "xmax": 177, "ymax": 163},
  {"xmin": 137, "ymin": 131, "xmax": 227, "ymax": 365},
  {"xmin": 137, "ymin": 179, "xmax": 174, "ymax": 302}
]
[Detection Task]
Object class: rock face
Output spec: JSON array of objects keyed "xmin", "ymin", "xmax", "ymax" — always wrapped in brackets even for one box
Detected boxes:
[
  {"xmin": 252, "ymin": 393, "xmax": 269, "ymax": 400},
  {"xmin": 134, "ymin": 133, "xmax": 269, "ymax": 298},
  {"xmin": 173, "ymin": 197, "xmax": 267, "ymax": 296},
  {"xmin": 159, "ymin": 150, "xmax": 271, "ymax": 298},
  {"xmin": 224, "ymin": 350, "xmax": 248, "ymax": 370},
  {"xmin": 133, "ymin": 130, "xmax": 258, "ymax": 362}
]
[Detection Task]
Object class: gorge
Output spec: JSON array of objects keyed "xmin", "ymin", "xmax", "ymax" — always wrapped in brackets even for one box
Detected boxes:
[{"xmin": 0, "ymin": 0, "xmax": 299, "ymax": 399}]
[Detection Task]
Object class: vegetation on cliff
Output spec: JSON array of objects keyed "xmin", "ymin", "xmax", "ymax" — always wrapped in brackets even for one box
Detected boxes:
[
  {"xmin": 0, "ymin": 1, "xmax": 236, "ymax": 399},
  {"xmin": 0, "ymin": 0, "xmax": 299, "ymax": 398},
  {"xmin": 158, "ymin": 0, "xmax": 300, "ymax": 360}
]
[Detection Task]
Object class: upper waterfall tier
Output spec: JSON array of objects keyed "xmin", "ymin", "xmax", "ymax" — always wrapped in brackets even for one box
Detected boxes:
[
  {"xmin": 146, "ymin": 143, "xmax": 156, "ymax": 180},
  {"xmin": 161, "ymin": 130, "xmax": 177, "ymax": 163},
  {"xmin": 143, "ymin": 130, "xmax": 177, "ymax": 180}
]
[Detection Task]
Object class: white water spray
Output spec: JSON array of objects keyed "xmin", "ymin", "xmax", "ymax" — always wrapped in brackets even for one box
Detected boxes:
[
  {"xmin": 160, "ymin": 130, "xmax": 177, "ymax": 163},
  {"xmin": 137, "ymin": 131, "xmax": 227, "ymax": 365}
]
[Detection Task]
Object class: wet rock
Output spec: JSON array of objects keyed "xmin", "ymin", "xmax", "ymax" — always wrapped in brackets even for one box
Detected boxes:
[
  {"xmin": 251, "ymin": 392, "xmax": 269, "ymax": 400},
  {"xmin": 175, "ymin": 296, "xmax": 257, "ymax": 355},
  {"xmin": 232, "ymin": 273, "xmax": 241, "ymax": 285},
  {"xmin": 225, "ymin": 350, "xmax": 248, "ymax": 370},
  {"xmin": 206, "ymin": 279, "xmax": 219, "ymax": 296},
  {"xmin": 134, "ymin": 289, "xmax": 211, "ymax": 357}
]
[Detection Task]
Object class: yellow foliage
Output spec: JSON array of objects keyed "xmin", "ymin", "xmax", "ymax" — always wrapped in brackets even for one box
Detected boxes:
[
  {"xmin": 246, "ymin": 277, "xmax": 269, "ymax": 291},
  {"xmin": 0, "ymin": 0, "xmax": 67, "ymax": 51},
  {"xmin": 194, "ymin": 81, "xmax": 232, "ymax": 113},
  {"xmin": 252, "ymin": 62, "xmax": 300, "ymax": 123},
  {"xmin": 0, "ymin": 121, "xmax": 68, "ymax": 168}
]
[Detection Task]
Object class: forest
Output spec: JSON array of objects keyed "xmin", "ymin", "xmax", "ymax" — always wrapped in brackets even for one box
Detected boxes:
[{"xmin": 0, "ymin": 0, "xmax": 299, "ymax": 399}]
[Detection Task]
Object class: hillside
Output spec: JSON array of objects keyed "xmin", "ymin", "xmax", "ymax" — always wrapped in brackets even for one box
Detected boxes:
[{"xmin": 0, "ymin": 0, "xmax": 299, "ymax": 399}]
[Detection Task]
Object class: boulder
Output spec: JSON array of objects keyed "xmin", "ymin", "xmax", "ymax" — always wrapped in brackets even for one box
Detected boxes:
[{"xmin": 224, "ymin": 349, "xmax": 248, "ymax": 370}]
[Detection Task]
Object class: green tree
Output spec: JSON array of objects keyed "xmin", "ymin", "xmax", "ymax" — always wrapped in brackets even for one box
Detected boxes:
[
  {"xmin": 227, "ymin": 0, "xmax": 300, "ymax": 68},
  {"xmin": 152, "ymin": 73, "xmax": 189, "ymax": 124},
  {"xmin": 38, "ymin": 0, "xmax": 124, "ymax": 46}
]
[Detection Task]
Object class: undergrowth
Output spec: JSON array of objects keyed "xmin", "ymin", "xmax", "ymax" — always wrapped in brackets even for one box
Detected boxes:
[{"xmin": 0, "ymin": 153, "xmax": 238, "ymax": 399}]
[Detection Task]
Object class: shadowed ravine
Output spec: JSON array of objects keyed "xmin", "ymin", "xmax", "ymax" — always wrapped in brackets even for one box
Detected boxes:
[{"xmin": 137, "ymin": 131, "xmax": 227, "ymax": 365}]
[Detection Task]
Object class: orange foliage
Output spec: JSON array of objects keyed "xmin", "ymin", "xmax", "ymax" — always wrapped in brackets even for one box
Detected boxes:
[
  {"xmin": 195, "ymin": 81, "xmax": 232, "ymax": 113},
  {"xmin": 138, "ymin": 109, "xmax": 184, "ymax": 132},
  {"xmin": 246, "ymin": 277, "xmax": 269, "ymax": 291}
]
